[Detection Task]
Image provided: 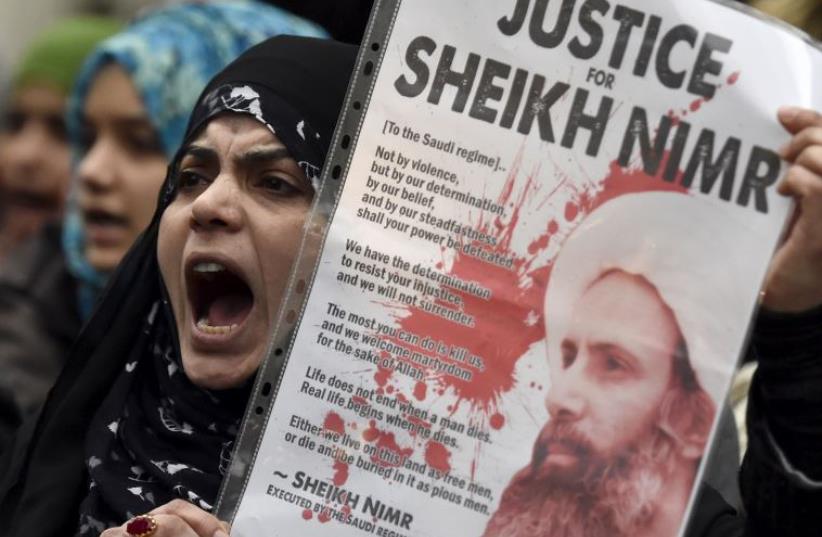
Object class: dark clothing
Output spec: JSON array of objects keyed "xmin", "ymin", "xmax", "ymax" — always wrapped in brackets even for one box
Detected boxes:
[
  {"xmin": 0, "ymin": 225, "xmax": 80, "ymax": 451},
  {"xmin": 683, "ymin": 306, "xmax": 822, "ymax": 537},
  {"xmin": 75, "ymin": 305, "xmax": 252, "ymax": 535},
  {"xmin": 0, "ymin": 384, "xmax": 21, "ymax": 456},
  {"xmin": 264, "ymin": 0, "xmax": 374, "ymax": 43}
]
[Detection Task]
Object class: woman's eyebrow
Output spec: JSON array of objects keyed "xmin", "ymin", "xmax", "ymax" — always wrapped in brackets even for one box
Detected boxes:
[
  {"xmin": 235, "ymin": 146, "xmax": 291, "ymax": 167},
  {"xmin": 181, "ymin": 144, "xmax": 218, "ymax": 164}
]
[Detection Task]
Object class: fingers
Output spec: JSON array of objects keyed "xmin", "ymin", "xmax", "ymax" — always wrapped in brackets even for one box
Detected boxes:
[
  {"xmin": 778, "ymin": 106, "xmax": 822, "ymax": 135},
  {"xmin": 150, "ymin": 499, "xmax": 230, "ymax": 537},
  {"xmin": 100, "ymin": 508, "xmax": 229, "ymax": 537},
  {"xmin": 778, "ymin": 163, "xmax": 822, "ymax": 197},
  {"xmin": 780, "ymin": 125, "xmax": 822, "ymax": 163},
  {"xmin": 151, "ymin": 514, "xmax": 202, "ymax": 537},
  {"xmin": 99, "ymin": 514, "xmax": 199, "ymax": 537}
]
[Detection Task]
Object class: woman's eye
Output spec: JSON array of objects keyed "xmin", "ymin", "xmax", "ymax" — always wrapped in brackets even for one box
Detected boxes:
[
  {"xmin": 259, "ymin": 175, "xmax": 300, "ymax": 196},
  {"xmin": 125, "ymin": 131, "xmax": 164, "ymax": 155},
  {"xmin": 3, "ymin": 111, "xmax": 25, "ymax": 134},
  {"xmin": 176, "ymin": 170, "xmax": 207, "ymax": 190}
]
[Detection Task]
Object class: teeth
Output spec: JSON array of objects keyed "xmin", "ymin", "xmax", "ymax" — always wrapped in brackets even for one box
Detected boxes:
[
  {"xmin": 196, "ymin": 317, "xmax": 238, "ymax": 335},
  {"xmin": 193, "ymin": 262, "xmax": 225, "ymax": 273}
]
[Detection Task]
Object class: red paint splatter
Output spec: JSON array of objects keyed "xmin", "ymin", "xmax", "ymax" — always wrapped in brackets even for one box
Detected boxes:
[
  {"xmin": 323, "ymin": 412, "xmax": 345, "ymax": 436},
  {"xmin": 333, "ymin": 460, "xmax": 349, "ymax": 486},
  {"xmin": 489, "ymin": 413, "xmax": 505, "ymax": 430},
  {"xmin": 564, "ymin": 201, "xmax": 579, "ymax": 221},
  {"xmin": 407, "ymin": 415, "xmax": 431, "ymax": 430},
  {"xmin": 396, "ymin": 392, "xmax": 409, "ymax": 404},
  {"xmin": 413, "ymin": 381, "xmax": 427, "ymax": 401},
  {"xmin": 689, "ymin": 98, "xmax": 703, "ymax": 112},
  {"xmin": 584, "ymin": 156, "xmax": 689, "ymax": 213},
  {"xmin": 425, "ymin": 440, "xmax": 452, "ymax": 473},
  {"xmin": 374, "ymin": 363, "xmax": 392, "ymax": 389},
  {"xmin": 666, "ymin": 108, "xmax": 682, "ymax": 127},
  {"xmin": 362, "ymin": 421, "xmax": 378, "ymax": 442},
  {"xmin": 362, "ymin": 420, "xmax": 413, "ymax": 467},
  {"xmin": 727, "ymin": 71, "xmax": 740, "ymax": 85},
  {"xmin": 302, "ymin": 509, "xmax": 313, "ymax": 520},
  {"xmin": 527, "ymin": 219, "xmax": 559, "ymax": 255},
  {"xmin": 377, "ymin": 164, "xmax": 549, "ymax": 418},
  {"xmin": 386, "ymin": 385, "xmax": 395, "ymax": 394},
  {"xmin": 318, "ymin": 509, "xmax": 331, "ymax": 523},
  {"xmin": 351, "ymin": 395, "xmax": 369, "ymax": 406}
]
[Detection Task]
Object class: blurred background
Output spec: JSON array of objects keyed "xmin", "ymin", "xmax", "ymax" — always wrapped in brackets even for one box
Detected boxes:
[{"xmin": 0, "ymin": 0, "xmax": 378, "ymax": 106}]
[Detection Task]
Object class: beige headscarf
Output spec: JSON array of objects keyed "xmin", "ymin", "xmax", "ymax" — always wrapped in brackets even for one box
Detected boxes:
[{"xmin": 751, "ymin": 0, "xmax": 822, "ymax": 39}]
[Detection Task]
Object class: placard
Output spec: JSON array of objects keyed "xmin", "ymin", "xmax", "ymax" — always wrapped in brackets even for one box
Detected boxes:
[{"xmin": 219, "ymin": 2, "xmax": 822, "ymax": 536}]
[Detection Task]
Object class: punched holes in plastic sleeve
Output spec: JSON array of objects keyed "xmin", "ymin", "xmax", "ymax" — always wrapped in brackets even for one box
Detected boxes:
[
  {"xmin": 332, "ymin": 165, "xmax": 342, "ymax": 180},
  {"xmin": 364, "ymin": 61, "xmax": 374, "ymax": 77},
  {"xmin": 261, "ymin": 382, "xmax": 272, "ymax": 397},
  {"xmin": 371, "ymin": 42, "xmax": 380, "ymax": 52},
  {"xmin": 341, "ymin": 134, "xmax": 351, "ymax": 149}
]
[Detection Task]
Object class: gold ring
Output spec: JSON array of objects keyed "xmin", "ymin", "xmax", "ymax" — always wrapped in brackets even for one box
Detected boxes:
[{"xmin": 125, "ymin": 514, "xmax": 158, "ymax": 537}]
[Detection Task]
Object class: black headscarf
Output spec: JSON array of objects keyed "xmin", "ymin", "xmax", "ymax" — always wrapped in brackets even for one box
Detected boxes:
[{"xmin": 0, "ymin": 36, "xmax": 356, "ymax": 537}]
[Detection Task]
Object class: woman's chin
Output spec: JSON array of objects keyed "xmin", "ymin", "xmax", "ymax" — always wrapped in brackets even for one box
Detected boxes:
[
  {"xmin": 180, "ymin": 324, "xmax": 267, "ymax": 390},
  {"xmin": 180, "ymin": 351, "xmax": 261, "ymax": 390}
]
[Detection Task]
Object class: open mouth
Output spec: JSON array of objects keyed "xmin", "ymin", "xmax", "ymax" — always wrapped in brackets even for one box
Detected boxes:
[
  {"xmin": 186, "ymin": 259, "xmax": 255, "ymax": 336},
  {"xmin": 83, "ymin": 208, "xmax": 128, "ymax": 227}
]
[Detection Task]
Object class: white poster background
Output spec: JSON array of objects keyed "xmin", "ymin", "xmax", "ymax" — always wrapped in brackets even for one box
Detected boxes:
[{"xmin": 231, "ymin": 1, "xmax": 821, "ymax": 536}]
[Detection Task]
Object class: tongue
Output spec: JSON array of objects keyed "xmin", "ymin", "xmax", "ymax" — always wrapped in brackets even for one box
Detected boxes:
[{"xmin": 207, "ymin": 292, "xmax": 252, "ymax": 327}]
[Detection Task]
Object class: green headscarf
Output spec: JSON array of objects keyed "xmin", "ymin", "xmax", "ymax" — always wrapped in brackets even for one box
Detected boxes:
[{"xmin": 13, "ymin": 16, "xmax": 122, "ymax": 96}]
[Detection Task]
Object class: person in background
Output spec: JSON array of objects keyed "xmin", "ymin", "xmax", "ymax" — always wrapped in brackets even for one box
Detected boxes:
[
  {"xmin": 0, "ymin": 17, "xmax": 121, "ymax": 262},
  {"xmin": 0, "ymin": 0, "xmax": 327, "ymax": 453}
]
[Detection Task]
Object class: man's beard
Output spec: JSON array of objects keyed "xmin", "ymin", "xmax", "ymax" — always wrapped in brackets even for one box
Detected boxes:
[{"xmin": 483, "ymin": 420, "xmax": 681, "ymax": 537}]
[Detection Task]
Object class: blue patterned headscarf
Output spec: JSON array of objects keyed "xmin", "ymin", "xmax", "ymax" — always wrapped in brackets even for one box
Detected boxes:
[{"xmin": 62, "ymin": 0, "xmax": 328, "ymax": 318}]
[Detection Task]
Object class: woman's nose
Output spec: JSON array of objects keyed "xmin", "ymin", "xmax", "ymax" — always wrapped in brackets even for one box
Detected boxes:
[
  {"xmin": 190, "ymin": 175, "xmax": 243, "ymax": 232},
  {"xmin": 78, "ymin": 137, "xmax": 118, "ymax": 194}
]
